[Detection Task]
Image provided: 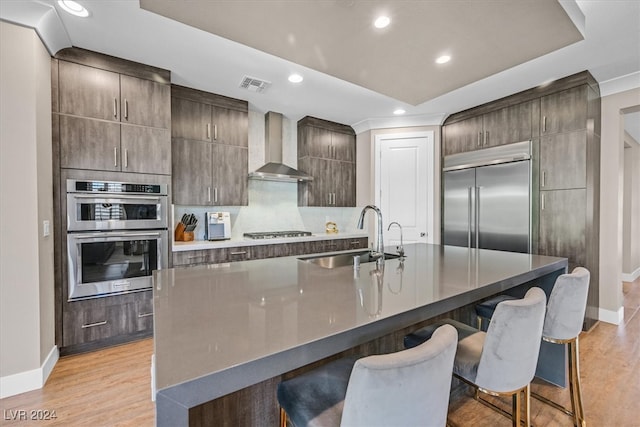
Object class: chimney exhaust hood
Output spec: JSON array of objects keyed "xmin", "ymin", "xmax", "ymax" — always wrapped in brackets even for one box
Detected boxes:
[{"xmin": 249, "ymin": 111, "xmax": 313, "ymax": 183}]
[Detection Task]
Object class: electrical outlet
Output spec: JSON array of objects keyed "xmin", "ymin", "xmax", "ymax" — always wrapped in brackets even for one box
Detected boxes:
[{"xmin": 43, "ymin": 220, "xmax": 50, "ymax": 237}]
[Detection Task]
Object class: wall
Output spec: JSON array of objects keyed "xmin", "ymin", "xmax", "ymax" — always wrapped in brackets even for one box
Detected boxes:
[
  {"xmin": 622, "ymin": 131, "xmax": 640, "ymax": 278},
  {"xmin": 599, "ymin": 87, "xmax": 640, "ymax": 323},
  {"xmin": 0, "ymin": 21, "xmax": 56, "ymax": 398}
]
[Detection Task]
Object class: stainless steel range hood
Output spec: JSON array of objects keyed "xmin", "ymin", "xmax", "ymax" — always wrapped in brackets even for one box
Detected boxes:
[{"xmin": 248, "ymin": 112, "xmax": 313, "ymax": 182}]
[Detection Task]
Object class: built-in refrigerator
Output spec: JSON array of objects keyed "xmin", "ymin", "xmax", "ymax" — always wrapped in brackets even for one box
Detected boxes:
[{"xmin": 443, "ymin": 141, "xmax": 532, "ymax": 253}]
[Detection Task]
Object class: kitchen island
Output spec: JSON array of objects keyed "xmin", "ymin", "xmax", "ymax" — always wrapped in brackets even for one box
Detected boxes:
[{"xmin": 153, "ymin": 243, "xmax": 568, "ymax": 427}]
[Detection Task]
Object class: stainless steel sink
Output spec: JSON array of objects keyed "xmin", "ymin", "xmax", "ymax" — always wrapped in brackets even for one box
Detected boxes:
[{"xmin": 299, "ymin": 250, "xmax": 401, "ymax": 269}]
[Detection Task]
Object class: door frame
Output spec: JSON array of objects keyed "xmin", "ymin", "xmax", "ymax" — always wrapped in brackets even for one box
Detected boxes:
[{"xmin": 374, "ymin": 130, "xmax": 435, "ymax": 244}]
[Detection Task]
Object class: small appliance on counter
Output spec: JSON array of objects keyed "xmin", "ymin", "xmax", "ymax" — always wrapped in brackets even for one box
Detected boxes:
[
  {"xmin": 175, "ymin": 213, "xmax": 197, "ymax": 242},
  {"xmin": 205, "ymin": 212, "xmax": 231, "ymax": 241}
]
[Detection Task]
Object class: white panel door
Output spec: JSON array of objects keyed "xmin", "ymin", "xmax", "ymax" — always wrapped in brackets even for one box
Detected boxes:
[{"xmin": 376, "ymin": 132, "xmax": 433, "ymax": 248}]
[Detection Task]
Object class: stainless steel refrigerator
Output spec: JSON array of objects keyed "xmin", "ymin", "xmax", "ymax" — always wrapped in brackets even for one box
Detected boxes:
[{"xmin": 443, "ymin": 141, "xmax": 531, "ymax": 253}]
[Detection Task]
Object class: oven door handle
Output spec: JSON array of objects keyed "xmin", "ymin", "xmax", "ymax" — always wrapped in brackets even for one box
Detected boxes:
[
  {"xmin": 72, "ymin": 232, "xmax": 163, "ymax": 240},
  {"xmin": 70, "ymin": 194, "xmax": 163, "ymax": 201}
]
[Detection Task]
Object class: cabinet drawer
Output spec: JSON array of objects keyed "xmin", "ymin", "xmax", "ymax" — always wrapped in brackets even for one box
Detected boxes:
[{"xmin": 63, "ymin": 299, "xmax": 128, "ymax": 347}]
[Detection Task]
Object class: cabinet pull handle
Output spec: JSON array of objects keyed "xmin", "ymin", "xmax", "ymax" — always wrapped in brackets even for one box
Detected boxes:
[
  {"xmin": 541, "ymin": 170, "xmax": 546, "ymax": 188},
  {"xmin": 124, "ymin": 99, "xmax": 128, "ymax": 120},
  {"xmin": 484, "ymin": 130, "xmax": 489, "ymax": 146},
  {"xmin": 541, "ymin": 193, "xmax": 546, "ymax": 211},
  {"xmin": 207, "ymin": 186, "xmax": 211, "ymax": 202},
  {"xmin": 113, "ymin": 98, "xmax": 118, "ymax": 118},
  {"xmin": 350, "ymin": 240, "xmax": 360, "ymax": 246},
  {"xmin": 114, "ymin": 147, "xmax": 118, "ymax": 167},
  {"xmin": 214, "ymin": 124, "xmax": 218, "ymax": 140},
  {"xmin": 207, "ymin": 123, "xmax": 211, "ymax": 139},
  {"xmin": 124, "ymin": 149, "xmax": 128, "ymax": 168},
  {"xmin": 477, "ymin": 132, "xmax": 482, "ymax": 147},
  {"xmin": 543, "ymin": 116, "xmax": 547, "ymax": 133},
  {"xmin": 187, "ymin": 255, "xmax": 206, "ymax": 260},
  {"xmin": 214, "ymin": 187, "xmax": 218, "ymax": 203},
  {"xmin": 82, "ymin": 320, "xmax": 107, "ymax": 329},
  {"xmin": 327, "ymin": 193, "xmax": 331, "ymax": 205},
  {"xmin": 138, "ymin": 312, "xmax": 153, "ymax": 318},
  {"xmin": 230, "ymin": 251, "xmax": 247, "ymax": 255}
]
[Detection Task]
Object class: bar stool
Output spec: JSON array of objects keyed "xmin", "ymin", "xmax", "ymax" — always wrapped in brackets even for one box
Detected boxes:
[
  {"xmin": 473, "ymin": 267, "xmax": 590, "ymax": 427},
  {"xmin": 277, "ymin": 324, "xmax": 458, "ymax": 427},
  {"xmin": 404, "ymin": 287, "xmax": 547, "ymax": 427}
]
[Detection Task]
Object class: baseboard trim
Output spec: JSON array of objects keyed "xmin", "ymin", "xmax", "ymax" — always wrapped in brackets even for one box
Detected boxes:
[
  {"xmin": 0, "ymin": 345, "xmax": 59, "ymax": 399},
  {"xmin": 599, "ymin": 307, "xmax": 624, "ymax": 325},
  {"xmin": 622, "ymin": 267, "xmax": 640, "ymax": 283}
]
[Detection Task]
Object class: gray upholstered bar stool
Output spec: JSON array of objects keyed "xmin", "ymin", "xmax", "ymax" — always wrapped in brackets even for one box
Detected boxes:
[
  {"xmin": 277, "ymin": 324, "xmax": 458, "ymax": 427},
  {"xmin": 474, "ymin": 267, "xmax": 590, "ymax": 427},
  {"xmin": 404, "ymin": 287, "xmax": 547, "ymax": 427}
]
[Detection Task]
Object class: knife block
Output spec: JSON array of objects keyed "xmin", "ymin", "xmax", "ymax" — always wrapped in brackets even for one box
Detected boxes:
[{"xmin": 174, "ymin": 223, "xmax": 194, "ymax": 242}]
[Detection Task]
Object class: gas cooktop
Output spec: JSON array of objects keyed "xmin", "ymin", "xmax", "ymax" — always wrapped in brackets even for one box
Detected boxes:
[{"xmin": 243, "ymin": 231, "xmax": 312, "ymax": 239}]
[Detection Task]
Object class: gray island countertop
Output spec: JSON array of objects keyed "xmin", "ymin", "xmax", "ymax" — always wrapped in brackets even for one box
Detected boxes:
[{"xmin": 153, "ymin": 243, "xmax": 567, "ymax": 426}]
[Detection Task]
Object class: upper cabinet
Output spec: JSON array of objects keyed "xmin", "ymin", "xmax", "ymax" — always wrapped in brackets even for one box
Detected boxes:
[
  {"xmin": 443, "ymin": 101, "xmax": 532, "ymax": 155},
  {"xmin": 540, "ymin": 86, "xmax": 588, "ymax": 135},
  {"xmin": 171, "ymin": 85, "xmax": 249, "ymax": 206},
  {"xmin": 297, "ymin": 116, "xmax": 357, "ymax": 207},
  {"xmin": 54, "ymin": 48, "xmax": 171, "ymax": 175}
]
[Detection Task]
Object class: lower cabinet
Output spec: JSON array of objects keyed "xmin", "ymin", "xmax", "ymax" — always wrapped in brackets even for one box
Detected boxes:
[
  {"xmin": 172, "ymin": 237, "xmax": 369, "ymax": 267},
  {"xmin": 61, "ymin": 290, "xmax": 153, "ymax": 352}
]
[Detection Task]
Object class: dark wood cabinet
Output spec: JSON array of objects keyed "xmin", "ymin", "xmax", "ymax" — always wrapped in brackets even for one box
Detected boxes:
[
  {"xmin": 55, "ymin": 49, "xmax": 171, "ymax": 175},
  {"xmin": 441, "ymin": 71, "xmax": 600, "ymax": 330},
  {"xmin": 443, "ymin": 102, "xmax": 532, "ymax": 155},
  {"xmin": 171, "ymin": 85, "xmax": 249, "ymax": 206},
  {"xmin": 172, "ymin": 237, "xmax": 369, "ymax": 267},
  {"xmin": 297, "ymin": 116, "xmax": 356, "ymax": 207}
]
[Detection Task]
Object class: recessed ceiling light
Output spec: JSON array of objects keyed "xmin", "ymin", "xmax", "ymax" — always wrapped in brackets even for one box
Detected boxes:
[
  {"xmin": 393, "ymin": 109, "xmax": 406, "ymax": 115},
  {"xmin": 288, "ymin": 73, "xmax": 303, "ymax": 83},
  {"xmin": 374, "ymin": 16, "xmax": 391, "ymax": 29},
  {"xmin": 436, "ymin": 55, "xmax": 451, "ymax": 64},
  {"xmin": 57, "ymin": 0, "xmax": 89, "ymax": 17}
]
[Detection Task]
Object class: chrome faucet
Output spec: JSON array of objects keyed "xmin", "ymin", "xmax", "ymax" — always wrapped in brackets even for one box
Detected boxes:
[
  {"xmin": 387, "ymin": 221, "xmax": 405, "ymax": 258},
  {"xmin": 357, "ymin": 205, "xmax": 384, "ymax": 265}
]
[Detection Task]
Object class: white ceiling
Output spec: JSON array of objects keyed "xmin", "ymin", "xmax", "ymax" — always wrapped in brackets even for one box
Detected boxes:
[{"xmin": 1, "ymin": 0, "xmax": 639, "ymax": 137}]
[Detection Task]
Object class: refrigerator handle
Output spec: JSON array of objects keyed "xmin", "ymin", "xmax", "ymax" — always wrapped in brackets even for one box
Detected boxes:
[
  {"xmin": 468, "ymin": 187, "xmax": 473, "ymax": 248},
  {"xmin": 475, "ymin": 186, "xmax": 480, "ymax": 249}
]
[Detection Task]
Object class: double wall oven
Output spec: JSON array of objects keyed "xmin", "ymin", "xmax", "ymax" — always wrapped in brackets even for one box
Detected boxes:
[{"xmin": 66, "ymin": 179, "xmax": 168, "ymax": 300}]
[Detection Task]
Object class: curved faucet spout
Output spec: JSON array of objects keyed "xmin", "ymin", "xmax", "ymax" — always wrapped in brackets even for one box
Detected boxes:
[
  {"xmin": 387, "ymin": 221, "xmax": 405, "ymax": 257},
  {"xmin": 357, "ymin": 205, "xmax": 384, "ymax": 264}
]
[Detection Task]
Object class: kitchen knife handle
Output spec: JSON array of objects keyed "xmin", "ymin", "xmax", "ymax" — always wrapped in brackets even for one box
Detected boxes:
[
  {"xmin": 113, "ymin": 98, "xmax": 118, "ymax": 118},
  {"xmin": 114, "ymin": 147, "xmax": 118, "ymax": 167},
  {"xmin": 124, "ymin": 99, "xmax": 128, "ymax": 120}
]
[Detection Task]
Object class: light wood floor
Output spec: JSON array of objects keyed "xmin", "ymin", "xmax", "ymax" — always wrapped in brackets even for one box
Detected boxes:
[{"xmin": 1, "ymin": 277, "xmax": 638, "ymax": 427}]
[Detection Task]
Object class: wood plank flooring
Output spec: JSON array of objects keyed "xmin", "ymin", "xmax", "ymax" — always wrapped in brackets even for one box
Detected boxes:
[{"xmin": 1, "ymin": 277, "xmax": 638, "ymax": 427}]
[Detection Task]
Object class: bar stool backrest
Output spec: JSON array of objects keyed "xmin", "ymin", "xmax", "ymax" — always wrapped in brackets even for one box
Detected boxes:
[
  {"xmin": 543, "ymin": 267, "xmax": 590, "ymax": 341},
  {"xmin": 340, "ymin": 324, "xmax": 458, "ymax": 427},
  {"xmin": 475, "ymin": 287, "xmax": 546, "ymax": 393}
]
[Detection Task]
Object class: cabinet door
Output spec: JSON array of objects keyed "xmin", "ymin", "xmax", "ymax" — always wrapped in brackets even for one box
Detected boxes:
[
  {"xmin": 121, "ymin": 125, "xmax": 171, "ymax": 175},
  {"xmin": 132, "ymin": 291, "xmax": 154, "ymax": 333},
  {"xmin": 171, "ymin": 138, "xmax": 213, "ymax": 205},
  {"xmin": 539, "ymin": 189, "xmax": 586, "ymax": 269},
  {"xmin": 60, "ymin": 116, "xmax": 121, "ymax": 171},
  {"xmin": 332, "ymin": 131, "xmax": 355, "ymax": 162},
  {"xmin": 541, "ymin": 86, "xmax": 588, "ymax": 135},
  {"xmin": 443, "ymin": 116, "xmax": 483, "ymax": 155},
  {"xmin": 336, "ymin": 162, "xmax": 356, "ymax": 207},
  {"xmin": 171, "ymin": 97, "xmax": 211, "ymax": 141},
  {"xmin": 173, "ymin": 249, "xmax": 214, "ymax": 266},
  {"xmin": 211, "ymin": 106, "xmax": 248, "ymax": 147},
  {"xmin": 540, "ymin": 131, "xmax": 586, "ymax": 190},
  {"xmin": 120, "ymin": 75, "xmax": 170, "ymax": 129},
  {"xmin": 482, "ymin": 101, "xmax": 532, "ymax": 147},
  {"xmin": 300, "ymin": 157, "xmax": 333, "ymax": 206},
  {"xmin": 58, "ymin": 61, "xmax": 120, "ymax": 121},
  {"xmin": 212, "ymin": 144, "xmax": 248, "ymax": 206},
  {"xmin": 301, "ymin": 126, "xmax": 333, "ymax": 159}
]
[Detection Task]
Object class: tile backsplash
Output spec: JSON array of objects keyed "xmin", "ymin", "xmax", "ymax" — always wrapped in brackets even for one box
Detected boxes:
[{"xmin": 174, "ymin": 179, "xmax": 364, "ymax": 241}]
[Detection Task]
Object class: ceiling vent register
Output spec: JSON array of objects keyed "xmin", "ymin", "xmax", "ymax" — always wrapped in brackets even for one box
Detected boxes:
[{"xmin": 239, "ymin": 75, "xmax": 271, "ymax": 93}]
